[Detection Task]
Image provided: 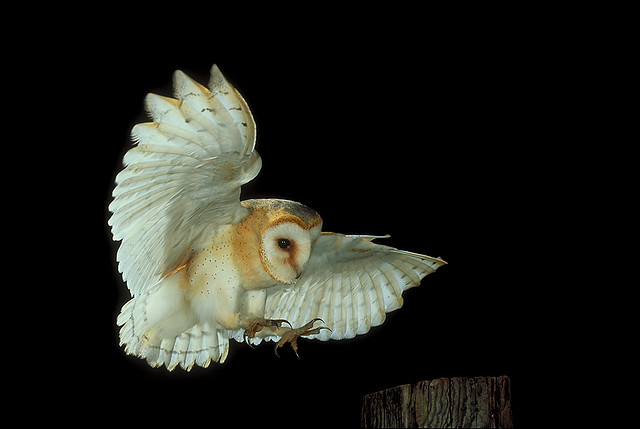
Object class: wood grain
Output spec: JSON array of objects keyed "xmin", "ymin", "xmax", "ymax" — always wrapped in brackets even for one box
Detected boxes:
[{"xmin": 361, "ymin": 375, "xmax": 513, "ymax": 428}]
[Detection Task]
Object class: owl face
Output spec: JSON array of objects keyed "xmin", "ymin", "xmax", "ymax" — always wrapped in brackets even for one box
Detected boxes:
[
  {"xmin": 112, "ymin": 65, "xmax": 448, "ymax": 371},
  {"xmin": 260, "ymin": 222, "xmax": 316, "ymax": 284},
  {"xmin": 240, "ymin": 199, "xmax": 323, "ymax": 285}
]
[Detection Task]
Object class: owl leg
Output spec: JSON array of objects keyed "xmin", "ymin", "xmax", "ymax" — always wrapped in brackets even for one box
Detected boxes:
[
  {"xmin": 274, "ymin": 318, "xmax": 331, "ymax": 358},
  {"xmin": 243, "ymin": 318, "xmax": 292, "ymax": 347}
]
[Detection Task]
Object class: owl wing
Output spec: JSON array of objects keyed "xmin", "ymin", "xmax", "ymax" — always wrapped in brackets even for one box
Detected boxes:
[
  {"xmin": 263, "ymin": 233, "xmax": 447, "ymax": 341},
  {"xmin": 109, "ymin": 65, "xmax": 260, "ymax": 296}
]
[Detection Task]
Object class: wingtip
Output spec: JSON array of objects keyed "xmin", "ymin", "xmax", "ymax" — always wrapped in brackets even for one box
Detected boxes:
[
  {"xmin": 356, "ymin": 234, "xmax": 391, "ymax": 242},
  {"xmin": 172, "ymin": 69, "xmax": 189, "ymax": 85},
  {"xmin": 209, "ymin": 63, "xmax": 227, "ymax": 89}
]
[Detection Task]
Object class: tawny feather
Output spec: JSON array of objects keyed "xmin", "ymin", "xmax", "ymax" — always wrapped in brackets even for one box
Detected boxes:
[{"xmin": 109, "ymin": 65, "xmax": 446, "ymax": 371}]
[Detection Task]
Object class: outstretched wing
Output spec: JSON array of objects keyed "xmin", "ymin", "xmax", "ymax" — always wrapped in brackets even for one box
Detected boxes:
[
  {"xmin": 263, "ymin": 233, "xmax": 447, "ymax": 341},
  {"xmin": 109, "ymin": 65, "xmax": 261, "ymax": 296}
]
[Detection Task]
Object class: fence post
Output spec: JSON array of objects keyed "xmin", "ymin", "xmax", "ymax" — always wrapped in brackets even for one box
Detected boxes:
[{"xmin": 361, "ymin": 375, "xmax": 513, "ymax": 428}]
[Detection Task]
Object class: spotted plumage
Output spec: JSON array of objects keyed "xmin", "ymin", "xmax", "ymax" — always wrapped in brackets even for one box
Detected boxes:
[{"xmin": 109, "ymin": 65, "xmax": 446, "ymax": 371}]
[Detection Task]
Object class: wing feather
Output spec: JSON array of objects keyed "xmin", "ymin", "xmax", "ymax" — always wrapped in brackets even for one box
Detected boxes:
[
  {"xmin": 109, "ymin": 65, "xmax": 260, "ymax": 296},
  {"xmin": 355, "ymin": 271, "xmax": 371, "ymax": 335},
  {"xmin": 330, "ymin": 276, "xmax": 346, "ymax": 338},
  {"xmin": 380, "ymin": 262, "xmax": 404, "ymax": 311},
  {"xmin": 264, "ymin": 233, "xmax": 447, "ymax": 341},
  {"xmin": 342, "ymin": 272, "xmax": 354, "ymax": 338},
  {"xmin": 365, "ymin": 270, "xmax": 387, "ymax": 327}
]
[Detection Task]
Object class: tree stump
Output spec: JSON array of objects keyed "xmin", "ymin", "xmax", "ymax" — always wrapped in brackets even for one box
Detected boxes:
[{"xmin": 361, "ymin": 375, "xmax": 513, "ymax": 428}]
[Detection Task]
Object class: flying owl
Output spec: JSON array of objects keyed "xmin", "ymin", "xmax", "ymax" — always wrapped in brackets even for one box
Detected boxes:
[{"xmin": 109, "ymin": 64, "xmax": 446, "ymax": 371}]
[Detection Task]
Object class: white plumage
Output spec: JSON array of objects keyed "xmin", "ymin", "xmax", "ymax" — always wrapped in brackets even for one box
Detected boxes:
[
  {"xmin": 264, "ymin": 233, "xmax": 444, "ymax": 341},
  {"xmin": 109, "ymin": 65, "xmax": 446, "ymax": 371},
  {"xmin": 110, "ymin": 66, "xmax": 258, "ymax": 297}
]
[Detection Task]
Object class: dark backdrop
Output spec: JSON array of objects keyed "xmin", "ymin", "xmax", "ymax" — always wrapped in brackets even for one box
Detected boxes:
[{"xmin": 68, "ymin": 25, "xmax": 543, "ymax": 427}]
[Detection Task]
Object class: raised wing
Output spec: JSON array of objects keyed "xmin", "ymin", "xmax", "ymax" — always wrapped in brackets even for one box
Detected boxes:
[
  {"xmin": 109, "ymin": 65, "xmax": 261, "ymax": 296},
  {"xmin": 263, "ymin": 233, "xmax": 447, "ymax": 341}
]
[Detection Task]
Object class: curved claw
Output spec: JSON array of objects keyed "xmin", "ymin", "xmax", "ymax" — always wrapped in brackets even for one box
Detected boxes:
[
  {"xmin": 273, "ymin": 318, "xmax": 332, "ymax": 358},
  {"xmin": 244, "ymin": 332, "xmax": 256, "ymax": 348},
  {"xmin": 308, "ymin": 318, "xmax": 332, "ymax": 333},
  {"xmin": 243, "ymin": 318, "xmax": 293, "ymax": 348},
  {"xmin": 275, "ymin": 319, "xmax": 293, "ymax": 329}
]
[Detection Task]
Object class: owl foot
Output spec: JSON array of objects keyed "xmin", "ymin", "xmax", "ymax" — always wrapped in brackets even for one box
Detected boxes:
[
  {"xmin": 244, "ymin": 318, "xmax": 292, "ymax": 348},
  {"xmin": 274, "ymin": 318, "xmax": 331, "ymax": 358}
]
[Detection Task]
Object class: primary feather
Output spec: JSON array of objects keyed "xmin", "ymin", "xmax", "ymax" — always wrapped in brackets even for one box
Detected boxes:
[
  {"xmin": 263, "ymin": 233, "xmax": 446, "ymax": 341},
  {"xmin": 109, "ymin": 65, "xmax": 259, "ymax": 296},
  {"xmin": 110, "ymin": 65, "xmax": 447, "ymax": 371}
]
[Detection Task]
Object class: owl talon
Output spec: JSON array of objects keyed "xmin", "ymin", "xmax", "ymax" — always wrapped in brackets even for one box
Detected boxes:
[
  {"xmin": 274, "ymin": 318, "xmax": 331, "ymax": 358},
  {"xmin": 243, "ymin": 318, "xmax": 292, "ymax": 347}
]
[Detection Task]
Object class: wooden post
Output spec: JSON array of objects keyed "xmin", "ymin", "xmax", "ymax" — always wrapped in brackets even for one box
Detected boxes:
[{"xmin": 361, "ymin": 375, "xmax": 513, "ymax": 428}]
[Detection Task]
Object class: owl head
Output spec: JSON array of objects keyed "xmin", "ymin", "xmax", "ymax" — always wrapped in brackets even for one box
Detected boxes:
[{"xmin": 242, "ymin": 199, "xmax": 323, "ymax": 284}]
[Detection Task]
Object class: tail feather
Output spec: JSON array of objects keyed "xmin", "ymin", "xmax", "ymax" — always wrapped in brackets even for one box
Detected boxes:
[{"xmin": 117, "ymin": 296, "xmax": 230, "ymax": 371}]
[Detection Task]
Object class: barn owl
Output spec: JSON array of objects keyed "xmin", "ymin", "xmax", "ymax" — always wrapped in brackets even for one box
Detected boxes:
[{"xmin": 109, "ymin": 64, "xmax": 447, "ymax": 371}]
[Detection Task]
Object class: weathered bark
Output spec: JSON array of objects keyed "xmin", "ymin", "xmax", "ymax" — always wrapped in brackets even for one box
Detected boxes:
[{"xmin": 361, "ymin": 375, "xmax": 513, "ymax": 428}]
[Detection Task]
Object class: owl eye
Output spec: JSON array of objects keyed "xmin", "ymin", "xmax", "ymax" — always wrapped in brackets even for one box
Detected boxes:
[{"xmin": 277, "ymin": 238, "xmax": 291, "ymax": 249}]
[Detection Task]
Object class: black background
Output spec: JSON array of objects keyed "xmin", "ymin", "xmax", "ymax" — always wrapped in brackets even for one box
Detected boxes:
[{"xmin": 58, "ymin": 15, "xmax": 549, "ymax": 427}]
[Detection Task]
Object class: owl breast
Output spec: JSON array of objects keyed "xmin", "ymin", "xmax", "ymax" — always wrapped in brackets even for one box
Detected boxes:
[
  {"xmin": 185, "ymin": 221, "xmax": 275, "ymax": 329},
  {"xmin": 186, "ymin": 218, "xmax": 275, "ymax": 301}
]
